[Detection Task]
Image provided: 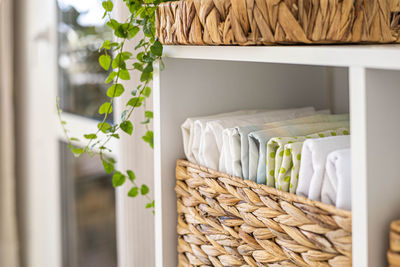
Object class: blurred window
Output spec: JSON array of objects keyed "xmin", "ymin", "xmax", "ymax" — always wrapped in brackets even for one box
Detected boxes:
[
  {"xmin": 57, "ymin": 0, "xmax": 113, "ymax": 121},
  {"xmin": 57, "ymin": 1, "xmax": 117, "ymax": 266},
  {"xmin": 60, "ymin": 142, "xmax": 117, "ymax": 267}
]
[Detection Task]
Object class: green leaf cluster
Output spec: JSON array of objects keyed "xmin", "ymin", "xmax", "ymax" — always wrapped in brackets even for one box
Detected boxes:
[{"xmin": 58, "ymin": 0, "xmax": 165, "ymax": 214}]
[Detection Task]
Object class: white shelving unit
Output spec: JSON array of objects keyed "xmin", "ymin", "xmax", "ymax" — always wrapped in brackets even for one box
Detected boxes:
[{"xmin": 153, "ymin": 45, "xmax": 400, "ymax": 267}]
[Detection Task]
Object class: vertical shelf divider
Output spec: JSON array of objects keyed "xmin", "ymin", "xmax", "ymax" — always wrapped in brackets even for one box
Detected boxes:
[
  {"xmin": 349, "ymin": 66, "xmax": 368, "ymax": 266},
  {"xmin": 350, "ymin": 66, "xmax": 400, "ymax": 266}
]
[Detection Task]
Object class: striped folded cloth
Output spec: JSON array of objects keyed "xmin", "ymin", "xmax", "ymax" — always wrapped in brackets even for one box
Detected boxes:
[
  {"xmin": 221, "ymin": 112, "xmax": 346, "ymax": 178},
  {"xmin": 266, "ymin": 128, "xmax": 349, "ymax": 193},
  {"xmin": 247, "ymin": 116, "xmax": 349, "ymax": 182}
]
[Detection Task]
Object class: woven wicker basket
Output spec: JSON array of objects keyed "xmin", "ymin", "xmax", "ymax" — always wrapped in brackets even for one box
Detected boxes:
[
  {"xmin": 388, "ymin": 220, "xmax": 400, "ymax": 266},
  {"xmin": 176, "ymin": 159, "xmax": 352, "ymax": 266},
  {"xmin": 156, "ymin": 0, "xmax": 400, "ymax": 45}
]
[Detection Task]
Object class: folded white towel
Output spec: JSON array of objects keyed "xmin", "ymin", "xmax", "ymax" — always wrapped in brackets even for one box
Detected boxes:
[
  {"xmin": 321, "ymin": 149, "xmax": 351, "ymax": 210},
  {"xmin": 297, "ymin": 135, "xmax": 350, "ymax": 201},
  {"xmin": 181, "ymin": 110, "xmax": 262, "ymax": 163},
  {"xmin": 200, "ymin": 107, "xmax": 316, "ymax": 170}
]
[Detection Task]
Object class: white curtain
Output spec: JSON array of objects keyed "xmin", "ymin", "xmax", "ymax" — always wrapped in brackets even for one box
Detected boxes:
[{"xmin": 0, "ymin": 0, "xmax": 20, "ymax": 266}]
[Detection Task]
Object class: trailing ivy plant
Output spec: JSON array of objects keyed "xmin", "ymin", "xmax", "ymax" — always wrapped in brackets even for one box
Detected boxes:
[{"xmin": 58, "ymin": 0, "xmax": 165, "ymax": 213}]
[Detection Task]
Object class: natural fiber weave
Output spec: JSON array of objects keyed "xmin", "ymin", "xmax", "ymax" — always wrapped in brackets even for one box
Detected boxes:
[
  {"xmin": 388, "ymin": 220, "xmax": 400, "ymax": 266},
  {"xmin": 156, "ymin": 0, "xmax": 400, "ymax": 45},
  {"xmin": 176, "ymin": 159, "xmax": 352, "ymax": 266}
]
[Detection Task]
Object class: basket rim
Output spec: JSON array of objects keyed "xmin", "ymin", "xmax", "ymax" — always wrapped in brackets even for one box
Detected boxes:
[{"xmin": 177, "ymin": 159, "xmax": 352, "ymax": 218}]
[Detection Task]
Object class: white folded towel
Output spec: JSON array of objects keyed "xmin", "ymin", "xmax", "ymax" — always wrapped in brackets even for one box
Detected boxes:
[
  {"xmin": 321, "ymin": 149, "xmax": 351, "ymax": 210},
  {"xmin": 200, "ymin": 107, "xmax": 316, "ymax": 170},
  {"xmin": 181, "ymin": 110, "xmax": 262, "ymax": 163},
  {"xmin": 297, "ymin": 135, "xmax": 350, "ymax": 201}
]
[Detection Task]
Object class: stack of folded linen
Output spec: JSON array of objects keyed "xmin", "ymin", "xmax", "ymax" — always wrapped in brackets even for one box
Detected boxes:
[{"xmin": 181, "ymin": 107, "xmax": 351, "ymax": 210}]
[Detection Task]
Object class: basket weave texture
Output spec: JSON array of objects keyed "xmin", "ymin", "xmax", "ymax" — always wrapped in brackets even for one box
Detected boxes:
[
  {"xmin": 388, "ymin": 220, "xmax": 400, "ymax": 266},
  {"xmin": 176, "ymin": 159, "xmax": 352, "ymax": 266},
  {"xmin": 156, "ymin": 0, "xmax": 400, "ymax": 45}
]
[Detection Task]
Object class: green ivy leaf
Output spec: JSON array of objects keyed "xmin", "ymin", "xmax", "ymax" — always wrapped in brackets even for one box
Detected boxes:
[
  {"xmin": 102, "ymin": 159, "xmax": 115, "ymax": 174},
  {"xmin": 98, "ymin": 122, "xmax": 112, "ymax": 133},
  {"xmin": 140, "ymin": 71, "xmax": 153, "ymax": 82},
  {"xmin": 127, "ymin": 97, "xmax": 143, "ymax": 107},
  {"xmin": 102, "ymin": 0, "xmax": 113, "ymax": 11},
  {"xmin": 99, "ymin": 54, "xmax": 111, "ymax": 70},
  {"xmin": 107, "ymin": 84, "xmax": 125, "ymax": 97},
  {"xmin": 121, "ymin": 51, "xmax": 133, "ymax": 59},
  {"xmin": 135, "ymin": 6, "xmax": 146, "ymax": 18},
  {"xmin": 136, "ymin": 52, "xmax": 145, "ymax": 62},
  {"xmin": 135, "ymin": 39, "xmax": 147, "ymax": 50},
  {"xmin": 71, "ymin": 147, "xmax": 84, "ymax": 157},
  {"xmin": 70, "ymin": 137, "xmax": 80, "ymax": 142},
  {"xmin": 112, "ymin": 171, "xmax": 126, "ymax": 187},
  {"xmin": 142, "ymin": 130, "xmax": 154, "ymax": 148},
  {"xmin": 119, "ymin": 69, "xmax": 130, "ymax": 80},
  {"xmin": 105, "ymin": 71, "xmax": 117, "ymax": 83},
  {"xmin": 145, "ymin": 111, "xmax": 153, "ymax": 119},
  {"xmin": 101, "ymin": 40, "xmax": 111, "ymax": 49},
  {"xmin": 131, "ymin": 85, "xmax": 141, "ymax": 96},
  {"xmin": 140, "ymin": 184, "xmax": 150, "ymax": 195},
  {"xmin": 120, "ymin": 110, "xmax": 129, "ymax": 121},
  {"xmin": 111, "ymin": 133, "xmax": 120, "ymax": 139},
  {"xmin": 107, "ymin": 19, "xmax": 120, "ymax": 31},
  {"xmin": 150, "ymin": 40, "xmax": 163, "ymax": 57},
  {"xmin": 145, "ymin": 200, "xmax": 155, "ymax": 208},
  {"xmin": 141, "ymin": 118, "xmax": 150, "ymax": 125},
  {"xmin": 120, "ymin": 120, "xmax": 133, "ymax": 135},
  {"xmin": 127, "ymin": 170, "xmax": 136, "ymax": 182},
  {"xmin": 143, "ymin": 86, "xmax": 151, "ymax": 97},
  {"xmin": 128, "ymin": 26, "xmax": 140, "ymax": 39},
  {"xmin": 160, "ymin": 60, "xmax": 165, "ymax": 71},
  {"xmin": 84, "ymin": 133, "xmax": 97, "ymax": 139},
  {"xmin": 142, "ymin": 54, "xmax": 154, "ymax": 63},
  {"xmin": 99, "ymin": 102, "xmax": 113, "ymax": 114},
  {"xmin": 133, "ymin": 62, "xmax": 143, "ymax": 71},
  {"xmin": 112, "ymin": 54, "xmax": 127, "ymax": 69},
  {"xmin": 143, "ymin": 20, "xmax": 153, "ymax": 37},
  {"xmin": 110, "ymin": 22, "xmax": 130, "ymax": 39},
  {"xmin": 128, "ymin": 186, "xmax": 139, "ymax": 197}
]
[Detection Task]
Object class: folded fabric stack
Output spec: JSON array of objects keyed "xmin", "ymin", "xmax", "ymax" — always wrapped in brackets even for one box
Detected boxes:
[{"xmin": 181, "ymin": 107, "xmax": 352, "ymax": 210}]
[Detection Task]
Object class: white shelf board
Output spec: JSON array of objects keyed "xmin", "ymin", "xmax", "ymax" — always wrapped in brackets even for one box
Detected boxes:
[{"xmin": 163, "ymin": 45, "xmax": 400, "ymax": 70}]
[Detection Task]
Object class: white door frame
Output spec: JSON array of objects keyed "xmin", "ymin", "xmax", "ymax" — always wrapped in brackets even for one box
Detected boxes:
[{"xmin": 15, "ymin": 0, "xmax": 119, "ymax": 266}]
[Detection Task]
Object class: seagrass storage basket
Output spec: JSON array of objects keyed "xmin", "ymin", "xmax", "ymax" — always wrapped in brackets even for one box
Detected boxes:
[
  {"xmin": 176, "ymin": 159, "xmax": 352, "ymax": 266},
  {"xmin": 156, "ymin": 0, "xmax": 400, "ymax": 45},
  {"xmin": 388, "ymin": 220, "xmax": 400, "ymax": 266}
]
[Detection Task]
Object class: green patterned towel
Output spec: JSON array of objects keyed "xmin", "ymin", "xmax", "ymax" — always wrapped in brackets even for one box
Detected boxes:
[{"xmin": 266, "ymin": 128, "xmax": 350, "ymax": 192}]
